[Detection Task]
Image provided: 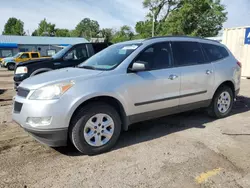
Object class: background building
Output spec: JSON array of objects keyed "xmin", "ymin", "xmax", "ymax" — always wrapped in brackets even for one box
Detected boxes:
[{"xmin": 0, "ymin": 35, "xmax": 88, "ymax": 58}]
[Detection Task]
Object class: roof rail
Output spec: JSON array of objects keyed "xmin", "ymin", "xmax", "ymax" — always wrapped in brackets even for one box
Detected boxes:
[{"xmin": 145, "ymin": 35, "xmax": 220, "ymax": 43}]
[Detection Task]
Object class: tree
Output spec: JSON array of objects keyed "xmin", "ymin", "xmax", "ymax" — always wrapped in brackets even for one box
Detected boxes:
[
  {"xmin": 73, "ymin": 18, "xmax": 100, "ymax": 39},
  {"xmin": 32, "ymin": 19, "xmax": 56, "ymax": 36},
  {"xmin": 141, "ymin": 0, "xmax": 180, "ymax": 36},
  {"xmin": 55, "ymin": 29, "xmax": 70, "ymax": 37},
  {"xmin": 99, "ymin": 28, "xmax": 114, "ymax": 42},
  {"xmin": 164, "ymin": 0, "xmax": 227, "ymax": 37},
  {"xmin": 111, "ymin": 25, "xmax": 134, "ymax": 43},
  {"xmin": 137, "ymin": 0, "xmax": 227, "ymax": 38},
  {"xmin": 135, "ymin": 20, "xmax": 153, "ymax": 38},
  {"xmin": 3, "ymin": 17, "xmax": 25, "ymax": 35}
]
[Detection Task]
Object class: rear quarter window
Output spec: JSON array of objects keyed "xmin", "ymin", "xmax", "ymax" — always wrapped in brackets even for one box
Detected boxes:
[
  {"xmin": 31, "ymin": 53, "xmax": 39, "ymax": 58},
  {"xmin": 201, "ymin": 43, "xmax": 229, "ymax": 62}
]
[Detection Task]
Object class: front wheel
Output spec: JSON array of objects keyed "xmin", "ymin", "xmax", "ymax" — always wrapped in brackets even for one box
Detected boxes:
[
  {"xmin": 69, "ymin": 102, "xmax": 121, "ymax": 155},
  {"xmin": 7, "ymin": 63, "xmax": 15, "ymax": 71},
  {"xmin": 207, "ymin": 85, "xmax": 233, "ymax": 118}
]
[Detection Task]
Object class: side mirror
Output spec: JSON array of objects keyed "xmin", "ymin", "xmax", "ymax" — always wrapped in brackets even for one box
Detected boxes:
[{"xmin": 130, "ymin": 61, "xmax": 148, "ymax": 72}]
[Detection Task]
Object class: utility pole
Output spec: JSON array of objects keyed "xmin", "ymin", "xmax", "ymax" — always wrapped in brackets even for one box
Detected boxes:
[{"xmin": 151, "ymin": 8, "xmax": 155, "ymax": 37}]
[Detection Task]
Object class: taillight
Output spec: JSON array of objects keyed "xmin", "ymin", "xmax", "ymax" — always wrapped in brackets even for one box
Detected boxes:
[{"xmin": 237, "ymin": 61, "xmax": 242, "ymax": 68}]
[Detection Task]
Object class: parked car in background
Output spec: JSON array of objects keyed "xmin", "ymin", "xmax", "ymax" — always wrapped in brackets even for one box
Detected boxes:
[
  {"xmin": 2, "ymin": 52, "xmax": 45, "ymax": 70},
  {"xmin": 12, "ymin": 36, "xmax": 241, "ymax": 155},
  {"xmin": 14, "ymin": 42, "xmax": 111, "ymax": 89}
]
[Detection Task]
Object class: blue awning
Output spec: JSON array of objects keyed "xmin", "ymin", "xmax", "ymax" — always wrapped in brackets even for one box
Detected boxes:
[
  {"xmin": 0, "ymin": 43, "xmax": 18, "ymax": 48},
  {"xmin": 59, "ymin": 44, "xmax": 70, "ymax": 46}
]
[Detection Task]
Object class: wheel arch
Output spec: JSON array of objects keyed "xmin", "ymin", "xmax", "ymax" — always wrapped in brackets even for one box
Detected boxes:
[
  {"xmin": 6, "ymin": 62, "xmax": 15, "ymax": 66},
  {"xmin": 69, "ymin": 95, "xmax": 129, "ymax": 131},
  {"xmin": 213, "ymin": 80, "xmax": 235, "ymax": 99}
]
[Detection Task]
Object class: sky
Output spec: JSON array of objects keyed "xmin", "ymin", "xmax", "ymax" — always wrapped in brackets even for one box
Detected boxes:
[{"xmin": 0, "ymin": 0, "xmax": 249, "ymax": 35}]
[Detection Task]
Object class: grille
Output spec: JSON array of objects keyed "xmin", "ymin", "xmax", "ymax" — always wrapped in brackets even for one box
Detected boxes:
[
  {"xmin": 14, "ymin": 102, "xmax": 23, "ymax": 113},
  {"xmin": 17, "ymin": 87, "xmax": 30, "ymax": 98}
]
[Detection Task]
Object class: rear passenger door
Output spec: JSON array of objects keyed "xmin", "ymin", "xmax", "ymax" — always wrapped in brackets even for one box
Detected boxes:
[{"xmin": 172, "ymin": 41, "xmax": 214, "ymax": 106}]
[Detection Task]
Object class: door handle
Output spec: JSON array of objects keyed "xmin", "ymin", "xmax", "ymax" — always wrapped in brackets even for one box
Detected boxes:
[
  {"xmin": 206, "ymin": 70, "xmax": 213, "ymax": 75},
  {"xmin": 169, "ymin": 75, "xmax": 178, "ymax": 80}
]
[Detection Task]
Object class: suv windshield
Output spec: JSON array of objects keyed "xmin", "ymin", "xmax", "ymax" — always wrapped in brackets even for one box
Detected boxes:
[
  {"xmin": 13, "ymin": 53, "xmax": 21, "ymax": 58},
  {"xmin": 78, "ymin": 43, "xmax": 141, "ymax": 70},
  {"xmin": 52, "ymin": 45, "xmax": 72, "ymax": 59}
]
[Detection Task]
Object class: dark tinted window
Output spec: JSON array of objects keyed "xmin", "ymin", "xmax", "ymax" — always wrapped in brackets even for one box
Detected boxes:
[
  {"xmin": 135, "ymin": 42, "xmax": 172, "ymax": 70},
  {"xmin": 202, "ymin": 43, "xmax": 229, "ymax": 62},
  {"xmin": 20, "ymin": 53, "xmax": 30, "ymax": 59},
  {"xmin": 64, "ymin": 45, "xmax": 88, "ymax": 61},
  {"xmin": 31, "ymin": 53, "xmax": 39, "ymax": 58},
  {"xmin": 172, "ymin": 42, "xmax": 205, "ymax": 66}
]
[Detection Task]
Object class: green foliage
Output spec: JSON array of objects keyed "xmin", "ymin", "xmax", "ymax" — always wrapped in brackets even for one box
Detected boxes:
[
  {"xmin": 73, "ymin": 18, "xmax": 100, "ymax": 39},
  {"xmin": 32, "ymin": 19, "xmax": 56, "ymax": 36},
  {"xmin": 135, "ymin": 21, "xmax": 152, "ymax": 38},
  {"xmin": 164, "ymin": 0, "xmax": 227, "ymax": 37},
  {"xmin": 3, "ymin": 17, "xmax": 25, "ymax": 35},
  {"xmin": 111, "ymin": 25, "xmax": 134, "ymax": 43},
  {"xmin": 99, "ymin": 28, "xmax": 114, "ymax": 42},
  {"xmin": 55, "ymin": 29, "xmax": 70, "ymax": 37},
  {"xmin": 137, "ymin": 0, "xmax": 227, "ymax": 38}
]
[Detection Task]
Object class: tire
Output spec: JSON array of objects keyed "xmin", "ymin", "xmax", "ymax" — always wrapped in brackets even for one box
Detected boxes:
[
  {"xmin": 207, "ymin": 85, "xmax": 233, "ymax": 118},
  {"xmin": 69, "ymin": 102, "xmax": 121, "ymax": 155},
  {"xmin": 7, "ymin": 63, "xmax": 15, "ymax": 71}
]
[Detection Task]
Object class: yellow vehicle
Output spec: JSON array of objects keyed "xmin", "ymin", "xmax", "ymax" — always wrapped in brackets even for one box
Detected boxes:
[{"xmin": 2, "ymin": 52, "xmax": 44, "ymax": 70}]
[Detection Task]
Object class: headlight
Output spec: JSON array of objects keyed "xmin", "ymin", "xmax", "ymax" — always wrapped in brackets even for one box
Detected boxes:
[
  {"xmin": 29, "ymin": 81, "xmax": 75, "ymax": 100},
  {"xmin": 15, "ymin": 66, "xmax": 28, "ymax": 74}
]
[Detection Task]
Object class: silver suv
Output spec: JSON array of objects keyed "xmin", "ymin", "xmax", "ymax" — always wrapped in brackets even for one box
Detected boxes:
[{"xmin": 12, "ymin": 36, "xmax": 241, "ymax": 155}]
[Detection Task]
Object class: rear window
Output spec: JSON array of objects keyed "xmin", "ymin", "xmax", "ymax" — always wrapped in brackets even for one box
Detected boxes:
[
  {"xmin": 201, "ymin": 43, "xmax": 229, "ymax": 62},
  {"xmin": 31, "ymin": 53, "xmax": 39, "ymax": 58},
  {"xmin": 172, "ymin": 41, "xmax": 205, "ymax": 66}
]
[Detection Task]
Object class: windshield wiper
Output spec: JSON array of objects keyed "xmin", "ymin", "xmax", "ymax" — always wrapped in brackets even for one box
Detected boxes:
[{"xmin": 78, "ymin": 65, "xmax": 96, "ymax": 70}]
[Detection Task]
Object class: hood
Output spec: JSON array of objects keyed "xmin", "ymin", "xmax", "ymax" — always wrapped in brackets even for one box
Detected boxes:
[
  {"xmin": 3, "ymin": 57, "xmax": 14, "ymax": 62},
  {"xmin": 19, "ymin": 67, "xmax": 103, "ymax": 90},
  {"xmin": 18, "ymin": 57, "xmax": 53, "ymax": 66}
]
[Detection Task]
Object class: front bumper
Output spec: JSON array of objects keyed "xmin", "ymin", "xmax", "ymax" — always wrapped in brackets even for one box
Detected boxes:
[
  {"xmin": 22, "ymin": 126, "xmax": 67, "ymax": 147},
  {"xmin": 12, "ymin": 95, "xmax": 72, "ymax": 147}
]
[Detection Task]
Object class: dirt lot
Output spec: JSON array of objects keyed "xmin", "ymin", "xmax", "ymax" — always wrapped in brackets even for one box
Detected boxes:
[{"xmin": 1, "ymin": 67, "xmax": 250, "ymax": 188}]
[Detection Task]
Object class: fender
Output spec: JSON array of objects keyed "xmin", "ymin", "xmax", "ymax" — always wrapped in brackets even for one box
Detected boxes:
[{"xmin": 30, "ymin": 68, "xmax": 53, "ymax": 76}]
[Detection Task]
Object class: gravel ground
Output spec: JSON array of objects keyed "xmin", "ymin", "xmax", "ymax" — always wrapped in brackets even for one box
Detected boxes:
[{"xmin": 1, "ymin": 68, "xmax": 250, "ymax": 188}]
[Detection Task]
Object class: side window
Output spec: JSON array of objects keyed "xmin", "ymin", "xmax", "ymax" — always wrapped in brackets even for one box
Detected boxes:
[
  {"xmin": 202, "ymin": 43, "xmax": 229, "ymax": 62},
  {"xmin": 135, "ymin": 42, "xmax": 172, "ymax": 70},
  {"xmin": 172, "ymin": 42, "xmax": 205, "ymax": 66},
  {"xmin": 31, "ymin": 53, "xmax": 39, "ymax": 58},
  {"xmin": 64, "ymin": 45, "xmax": 88, "ymax": 61},
  {"xmin": 20, "ymin": 53, "xmax": 30, "ymax": 59}
]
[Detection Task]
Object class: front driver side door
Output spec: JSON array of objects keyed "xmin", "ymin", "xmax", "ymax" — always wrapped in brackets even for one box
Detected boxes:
[
  {"xmin": 18, "ymin": 53, "xmax": 30, "ymax": 63},
  {"xmin": 54, "ymin": 44, "xmax": 89, "ymax": 69},
  {"xmin": 126, "ymin": 42, "xmax": 181, "ymax": 121}
]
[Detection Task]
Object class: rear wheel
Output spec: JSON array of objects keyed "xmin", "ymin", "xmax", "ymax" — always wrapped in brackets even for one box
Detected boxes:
[
  {"xmin": 69, "ymin": 102, "xmax": 121, "ymax": 155},
  {"xmin": 207, "ymin": 85, "xmax": 233, "ymax": 118},
  {"xmin": 7, "ymin": 63, "xmax": 15, "ymax": 71}
]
